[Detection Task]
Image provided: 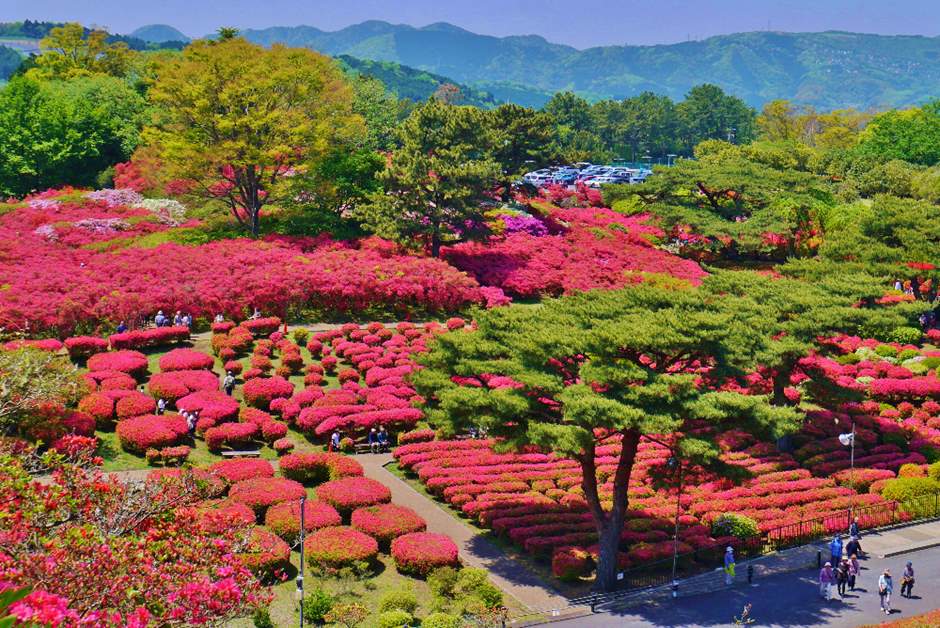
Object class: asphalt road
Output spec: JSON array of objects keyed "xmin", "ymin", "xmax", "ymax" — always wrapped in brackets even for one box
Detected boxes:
[{"xmin": 554, "ymin": 545, "xmax": 940, "ymax": 627}]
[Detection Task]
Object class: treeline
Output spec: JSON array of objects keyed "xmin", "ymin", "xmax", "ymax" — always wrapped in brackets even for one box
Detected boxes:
[{"xmin": 0, "ymin": 20, "xmax": 185, "ymax": 51}]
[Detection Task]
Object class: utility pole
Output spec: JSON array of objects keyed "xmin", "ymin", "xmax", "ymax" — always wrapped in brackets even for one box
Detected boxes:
[{"xmin": 297, "ymin": 495, "xmax": 306, "ymax": 627}]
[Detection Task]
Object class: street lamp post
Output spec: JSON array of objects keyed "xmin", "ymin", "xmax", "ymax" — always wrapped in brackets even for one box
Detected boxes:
[
  {"xmin": 839, "ymin": 423, "xmax": 856, "ymax": 531},
  {"xmin": 668, "ymin": 456, "xmax": 683, "ymax": 598},
  {"xmin": 297, "ymin": 495, "xmax": 306, "ymax": 627}
]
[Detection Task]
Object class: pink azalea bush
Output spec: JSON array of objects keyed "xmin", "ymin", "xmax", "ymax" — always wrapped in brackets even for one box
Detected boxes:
[{"xmin": 390, "ymin": 532, "xmax": 460, "ymax": 576}]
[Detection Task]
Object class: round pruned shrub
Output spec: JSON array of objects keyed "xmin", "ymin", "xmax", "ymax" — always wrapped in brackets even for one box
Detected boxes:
[
  {"xmin": 204, "ymin": 422, "xmax": 260, "ymax": 452},
  {"xmin": 208, "ymin": 458, "xmax": 275, "ymax": 484},
  {"xmin": 316, "ymin": 477, "xmax": 391, "ymax": 516},
  {"xmin": 279, "ymin": 452, "xmax": 364, "ymax": 486},
  {"xmin": 229, "ymin": 477, "xmax": 306, "ymax": 518},
  {"xmin": 114, "ymin": 391, "xmax": 156, "ymax": 420},
  {"xmin": 159, "ymin": 348, "xmax": 215, "ymax": 372},
  {"xmin": 87, "ymin": 350, "xmax": 149, "ymax": 379},
  {"xmin": 265, "ymin": 500, "xmax": 342, "ymax": 544},
  {"xmin": 304, "ymin": 526, "xmax": 378, "ymax": 572},
  {"xmin": 65, "ymin": 336, "xmax": 109, "ymax": 360},
  {"xmin": 148, "ymin": 370, "xmax": 219, "ymax": 403},
  {"xmin": 390, "ymin": 532, "xmax": 459, "ymax": 577},
  {"xmin": 115, "ymin": 414, "xmax": 188, "ymax": 454},
  {"xmin": 239, "ymin": 527, "xmax": 291, "ymax": 581},
  {"xmin": 421, "ymin": 613, "xmax": 461, "ymax": 628},
  {"xmin": 710, "ymin": 513, "xmax": 759, "ymax": 540},
  {"xmin": 243, "ymin": 375, "xmax": 295, "ymax": 410},
  {"xmin": 377, "ymin": 610, "xmax": 412, "ymax": 628},
  {"xmin": 78, "ymin": 392, "xmax": 117, "ymax": 428},
  {"xmin": 351, "ymin": 504, "xmax": 426, "ymax": 548}
]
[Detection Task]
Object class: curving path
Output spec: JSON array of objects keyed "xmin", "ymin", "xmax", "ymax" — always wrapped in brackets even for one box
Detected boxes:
[{"xmin": 356, "ymin": 453, "xmax": 573, "ymax": 613}]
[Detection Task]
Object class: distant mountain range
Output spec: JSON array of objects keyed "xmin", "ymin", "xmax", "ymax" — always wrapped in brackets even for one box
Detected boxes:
[
  {"xmin": 130, "ymin": 24, "xmax": 189, "ymax": 44},
  {"xmin": 226, "ymin": 21, "xmax": 940, "ymax": 110}
]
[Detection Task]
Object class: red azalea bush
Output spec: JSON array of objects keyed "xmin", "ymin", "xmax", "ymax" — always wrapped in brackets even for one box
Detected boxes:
[
  {"xmin": 115, "ymin": 414, "xmax": 188, "ymax": 454},
  {"xmin": 176, "ymin": 391, "xmax": 239, "ymax": 429},
  {"xmin": 3, "ymin": 338, "xmax": 63, "ymax": 352},
  {"xmin": 241, "ymin": 317, "xmax": 282, "ymax": 337},
  {"xmin": 303, "ymin": 526, "xmax": 378, "ymax": 571},
  {"xmin": 78, "ymin": 392, "xmax": 118, "ymax": 427},
  {"xmin": 145, "ymin": 445, "xmax": 191, "ymax": 466},
  {"xmin": 279, "ymin": 452, "xmax": 364, "ymax": 485},
  {"xmin": 159, "ymin": 348, "xmax": 215, "ymax": 372},
  {"xmin": 242, "ymin": 376, "xmax": 295, "ymax": 410},
  {"xmin": 229, "ymin": 477, "xmax": 306, "ymax": 517},
  {"xmin": 115, "ymin": 391, "xmax": 157, "ymax": 419},
  {"xmin": 261, "ymin": 421, "xmax": 288, "ymax": 442},
  {"xmin": 87, "ymin": 350, "xmax": 149, "ymax": 379},
  {"xmin": 211, "ymin": 321, "xmax": 236, "ymax": 334},
  {"xmin": 204, "ymin": 422, "xmax": 259, "ymax": 452},
  {"xmin": 64, "ymin": 336, "xmax": 109, "ymax": 360},
  {"xmin": 208, "ymin": 458, "xmax": 275, "ymax": 484},
  {"xmin": 148, "ymin": 369, "xmax": 220, "ymax": 403},
  {"xmin": 390, "ymin": 532, "xmax": 459, "ymax": 576},
  {"xmin": 552, "ymin": 546, "xmax": 592, "ymax": 581},
  {"xmin": 399, "ymin": 429, "xmax": 436, "ymax": 445},
  {"xmin": 316, "ymin": 477, "xmax": 392, "ymax": 515},
  {"xmin": 238, "ymin": 527, "xmax": 291, "ymax": 581},
  {"xmin": 85, "ymin": 370, "xmax": 137, "ymax": 392},
  {"xmin": 273, "ymin": 438, "xmax": 295, "ymax": 454},
  {"xmin": 264, "ymin": 500, "xmax": 343, "ymax": 543},
  {"xmin": 109, "ymin": 326, "xmax": 190, "ymax": 350},
  {"xmin": 51, "ymin": 434, "xmax": 98, "ymax": 458},
  {"xmin": 223, "ymin": 360, "xmax": 243, "ymax": 375},
  {"xmin": 351, "ymin": 503, "xmax": 426, "ymax": 547}
]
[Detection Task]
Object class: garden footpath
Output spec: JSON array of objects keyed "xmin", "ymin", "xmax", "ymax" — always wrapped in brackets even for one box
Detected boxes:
[{"xmin": 357, "ymin": 453, "xmax": 573, "ymax": 613}]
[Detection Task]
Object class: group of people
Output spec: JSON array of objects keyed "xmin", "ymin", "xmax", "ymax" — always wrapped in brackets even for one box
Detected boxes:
[
  {"xmin": 328, "ymin": 426, "xmax": 390, "ymax": 453},
  {"xmin": 154, "ymin": 310, "xmax": 193, "ymax": 328},
  {"xmin": 818, "ymin": 527, "xmax": 915, "ymax": 616}
]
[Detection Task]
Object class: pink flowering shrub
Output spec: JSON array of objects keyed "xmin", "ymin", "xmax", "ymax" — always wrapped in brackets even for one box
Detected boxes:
[
  {"xmin": 351, "ymin": 504, "xmax": 426, "ymax": 547},
  {"xmin": 204, "ymin": 422, "xmax": 259, "ymax": 452},
  {"xmin": 238, "ymin": 527, "xmax": 290, "ymax": 581},
  {"xmin": 279, "ymin": 452, "xmax": 364, "ymax": 485},
  {"xmin": 159, "ymin": 348, "xmax": 215, "ymax": 372},
  {"xmin": 273, "ymin": 438, "xmax": 295, "ymax": 454},
  {"xmin": 303, "ymin": 526, "xmax": 378, "ymax": 571},
  {"xmin": 64, "ymin": 336, "xmax": 109, "ymax": 360},
  {"xmin": 242, "ymin": 376, "xmax": 295, "ymax": 410},
  {"xmin": 229, "ymin": 477, "xmax": 306, "ymax": 518},
  {"xmin": 145, "ymin": 445, "xmax": 191, "ymax": 466},
  {"xmin": 114, "ymin": 391, "xmax": 157, "ymax": 419},
  {"xmin": 208, "ymin": 458, "xmax": 275, "ymax": 484},
  {"xmin": 316, "ymin": 477, "xmax": 392, "ymax": 515},
  {"xmin": 149, "ymin": 369, "xmax": 219, "ymax": 403},
  {"xmin": 265, "ymin": 500, "xmax": 342, "ymax": 543},
  {"xmin": 109, "ymin": 326, "xmax": 190, "ymax": 350},
  {"xmin": 87, "ymin": 350, "xmax": 149, "ymax": 379},
  {"xmin": 116, "ymin": 414, "xmax": 188, "ymax": 454},
  {"xmin": 390, "ymin": 532, "xmax": 459, "ymax": 576}
]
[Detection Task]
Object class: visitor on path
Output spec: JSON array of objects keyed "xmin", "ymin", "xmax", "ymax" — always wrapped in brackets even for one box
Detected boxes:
[
  {"xmin": 829, "ymin": 535, "xmax": 843, "ymax": 566},
  {"xmin": 378, "ymin": 425, "xmax": 389, "ymax": 452},
  {"xmin": 184, "ymin": 411, "xmax": 196, "ymax": 438},
  {"xmin": 223, "ymin": 371, "xmax": 236, "ymax": 396},
  {"xmin": 368, "ymin": 428, "xmax": 379, "ymax": 454},
  {"xmin": 848, "ymin": 554, "xmax": 860, "ymax": 591},
  {"xmin": 819, "ymin": 562, "xmax": 835, "ymax": 600},
  {"xmin": 329, "ymin": 430, "xmax": 341, "ymax": 452},
  {"xmin": 900, "ymin": 562, "xmax": 914, "ymax": 598},
  {"xmin": 878, "ymin": 569, "xmax": 893, "ymax": 614},
  {"xmin": 836, "ymin": 559, "xmax": 849, "ymax": 598},
  {"xmin": 849, "ymin": 517, "xmax": 860, "ymax": 539},
  {"xmin": 173, "ymin": 311, "xmax": 183, "ymax": 326},
  {"xmin": 182, "ymin": 313, "xmax": 192, "ymax": 328},
  {"xmin": 724, "ymin": 547, "xmax": 736, "ymax": 586},
  {"xmin": 154, "ymin": 310, "xmax": 166, "ymax": 327},
  {"xmin": 250, "ymin": 307, "xmax": 261, "ymax": 320},
  {"xmin": 156, "ymin": 398, "xmax": 166, "ymax": 415},
  {"xmin": 214, "ymin": 313, "xmax": 225, "ymax": 323},
  {"xmin": 116, "ymin": 320, "xmax": 128, "ymax": 334},
  {"xmin": 894, "ymin": 280, "xmax": 903, "ymax": 292},
  {"xmin": 846, "ymin": 535, "xmax": 862, "ymax": 559}
]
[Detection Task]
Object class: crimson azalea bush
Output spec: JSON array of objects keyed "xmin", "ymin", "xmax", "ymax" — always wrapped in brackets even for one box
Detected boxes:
[
  {"xmin": 229, "ymin": 477, "xmax": 306, "ymax": 517},
  {"xmin": 64, "ymin": 336, "xmax": 109, "ymax": 360},
  {"xmin": 114, "ymin": 391, "xmax": 156, "ymax": 420},
  {"xmin": 317, "ymin": 477, "xmax": 392, "ymax": 515},
  {"xmin": 87, "ymin": 350, "xmax": 149, "ymax": 379},
  {"xmin": 264, "ymin": 499, "xmax": 342, "ymax": 543},
  {"xmin": 238, "ymin": 527, "xmax": 291, "ymax": 581},
  {"xmin": 159, "ymin": 348, "xmax": 215, "ymax": 372},
  {"xmin": 78, "ymin": 392, "xmax": 118, "ymax": 428},
  {"xmin": 243, "ymin": 376, "xmax": 295, "ymax": 410},
  {"xmin": 109, "ymin": 326, "xmax": 190, "ymax": 350},
  {"xmin": 273, "ymin": 438, "xmax": 295, "ymax": 454},
  {"xmin": 148, "ymin": 369, "xmax": 220, "ymax": 403},
  {"xmin": 303, "ymin": 526, "xmax": 378, "ymax": 571},
  {"xmin": 176, "ymin": 390, "xmax": 239, "ymax": 430},
  {"xmin": 145, "ymin": 445, "xmax": 191, "ymax": 466},
  {"xmin": 84, "ymin": 369, "xmax": 137, "ymax": 391},
  {"xmin": 208, "ymin": 458, "xmax": 275, "ymax": 484},
  {"xmin": 351, "ymin": 503, "xmax": 426, "ymax": 547},
  {"xmin": 115, "ymin": 414, "xmax": 188, "ymax": 454},
  {"xmin": 390, "ymin": 532, "xmax": 459, "ymax": 576},
  {"xmin": 204, "ymin": 421, "xmax": 259, "ymax": 452},
  {"xmin": 279, "ymin": 452, "xmax": 364, "ymax": 485},
  {"xmin": 241, "ymin": 317, "xmax": 282, "ymax": 337}
]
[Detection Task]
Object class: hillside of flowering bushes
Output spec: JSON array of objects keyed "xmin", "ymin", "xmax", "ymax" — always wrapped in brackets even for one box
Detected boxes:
[{"xmin": 0, "ymin": 186, "xmax": 704, "ymax": 335}]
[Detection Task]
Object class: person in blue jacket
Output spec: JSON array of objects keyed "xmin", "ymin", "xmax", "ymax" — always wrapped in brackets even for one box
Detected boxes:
[{"xmin": 829, "ymin": 535, "xmax": 843, "ymax": 567}]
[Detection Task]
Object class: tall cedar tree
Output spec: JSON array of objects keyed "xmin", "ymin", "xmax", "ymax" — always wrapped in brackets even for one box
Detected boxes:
[
  {"xmin": 143, "ymin": 37, "xmax": 363, "ymax": 236},
  {"xmin": 413, "ymin": 285, "xmax": 802, "ymax": 591}
]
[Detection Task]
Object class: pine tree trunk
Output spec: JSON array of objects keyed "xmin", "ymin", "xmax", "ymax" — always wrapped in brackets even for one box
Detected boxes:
[{"xmin": 582, "ymin": 429, "xmax": 641, "ymax": 592}]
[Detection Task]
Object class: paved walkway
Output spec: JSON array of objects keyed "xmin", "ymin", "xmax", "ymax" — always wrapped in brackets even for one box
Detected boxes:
[{"xmin": 357, "ymin": 453, "xmax": 571, "ymax": 612}]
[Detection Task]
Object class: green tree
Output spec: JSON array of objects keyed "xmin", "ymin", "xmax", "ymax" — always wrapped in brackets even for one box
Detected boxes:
[
  {"xmin": 358, "ymin": 99, "xmax": 499, "ymax": 257},
  {"xmin": 0, "ymin": 348, "xmax": 85, "ymax": 437},
  {"xmin": 0, "ymin": 46, "xmax": 21, "ymax": 81},
  {"xmin": 414, "ymin": 286, "xmax": 801, "ymax": 591},
  {"xmin": 757, "ymin": 99, "xmax": 803, "ymax": 143},
  {"xmin": 142, "ymin": 37, "xmax": 363, "ymax": 236},
  {"xmin": 857, "ymin": 102, "xmax": 940, "ymax": 166},
  {"xmin": 31, "ymin": 22, "xmax": 132, "ymax": 79},
  {"xmin": 676, "ymin": 84, "xmax": 756, "ymax": 149},
  {"xmin": 485, "ymin": 103, "xmax": 556, "ymax": 198},
  {"xmin": 351, "ymin": 75, "xmax": 401, "ymax": 151},
  {"xmin": 544, "ymin": 91, "xmax": 592, "ymax": 132},
  {"xmin": 0, "ymin": 74, "xmax": 146, "ymax": 196}
]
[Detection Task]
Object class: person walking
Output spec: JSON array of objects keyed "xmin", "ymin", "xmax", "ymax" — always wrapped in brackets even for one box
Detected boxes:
[
  {"xmin": 848, "ymin": 554, "xmax": 860, "ymax": 591},
  {"xmin": 223, "ymin": 371, "xmax": 236, "ymax": 396},
  {"xmin": 900, "ymin": 562, "xmax": 914, "ymax": 598},
  {"xmin": 878, "ymin": 569, "xmax": 893, "ymax": 614},
  {"xmin": 829, "ymin": 535, "xmax": 843, "ymax": 567},
  {"xmin": 368, "ymin": 428, "xmax": 379, "ymax": 454},
  {"xmin": 836, "ymin": 558, "xmax": 849, "ymax": 598},
  {"xmin": 182, "ymin": 313, "xmax": 192, "ymax": 329},
  {"xmin": 214, "ymin": 313, "xmax": 225, "ymax": 323},
  {"xmin": 116, "ymin": 320, "xmax": 128, "ymax": 334},
  {"xmin": 849, "ymin": 517, "xmax": 860, "ymax": 539},
  {"xmin": 156, "ymin": 398, "xmax": 166, "ymax": 416},
  {"xmin": 724, "ymin": 547, "xmax": 736, "ymax": 586},
  {"xmin": 819, "ymin": 562, "xmax": 835, "ymax": 601},
  {"xmin": 329, "ymin": 430, "xmax": 340, "ymax": 452},
  {"xmin": 845, "ymin": 535, "xmax": 862, "ymax": 559},
  {"xmin": 154, "ymin": 310, "xmax": 166, "ymax": 327},
  {"xmin": 173, "ymin": 311, "xmax": 183, "ymax": 327}
]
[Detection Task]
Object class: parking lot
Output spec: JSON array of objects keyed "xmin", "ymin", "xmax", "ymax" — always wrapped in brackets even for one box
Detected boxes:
[{"xmin": 521, "ymin": 162, "xmax": 653, "ymax": 188}]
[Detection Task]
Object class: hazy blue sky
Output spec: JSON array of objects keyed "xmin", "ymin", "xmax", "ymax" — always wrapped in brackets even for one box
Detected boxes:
[{"xmin": 7, "ymin": 0, "xmax": 940, "ymax": 48}]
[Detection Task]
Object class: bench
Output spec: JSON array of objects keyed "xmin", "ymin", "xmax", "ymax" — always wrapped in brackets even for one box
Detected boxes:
[
  {"xmin": 221, "ymin": 450, "xmax": 262, "ymax": 458},
  {"xmin": 354, "ymin": 443, "xmax": 390, "ymax": 454}
]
